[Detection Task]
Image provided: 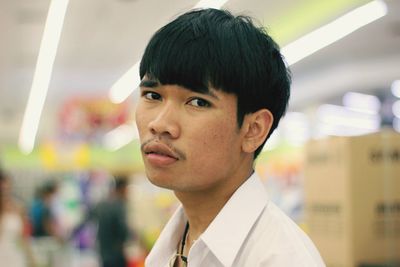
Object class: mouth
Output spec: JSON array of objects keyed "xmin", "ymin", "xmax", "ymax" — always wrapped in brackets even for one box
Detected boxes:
[
  {"xmin": 145, "ymin": 151, "xmax": 178, "ymax": 159},
  {"xmin": 143, "ymin": 142, "xmax": 180, "ymax": 166},
  {"xmin": 143, "ymin": 143, "xmax": 178, "ymax": 159}
]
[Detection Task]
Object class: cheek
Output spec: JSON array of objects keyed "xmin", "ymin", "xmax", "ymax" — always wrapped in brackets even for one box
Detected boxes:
[
  {"xmin": 187, "ymin": 119, "xmax": 239, "ymax": 168},
  {"xmin": 135, "ymin": 106, "xmax": 148, "ymax": 137}
]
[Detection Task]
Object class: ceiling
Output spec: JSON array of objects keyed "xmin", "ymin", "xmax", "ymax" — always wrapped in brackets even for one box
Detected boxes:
[{"xmin": 0, "ymin": 0, "xmax": 399, "ymax": 147}]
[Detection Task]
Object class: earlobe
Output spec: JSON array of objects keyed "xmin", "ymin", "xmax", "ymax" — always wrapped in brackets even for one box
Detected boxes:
[{"xmin": 241, "ymin": 109, "xmax": 273, "ymax": 153}]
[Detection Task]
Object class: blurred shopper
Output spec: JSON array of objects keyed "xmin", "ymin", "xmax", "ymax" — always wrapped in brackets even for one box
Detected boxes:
[
  {"xmin": 29, "ymin": 179, "xmax": 62, "ymax": 267},
  {"xmin": 93, "ymin": 175, "xmax": 131, "ymax": 267},
  {"xmin": 135, "ymin": 8, "xmax": 325, "ymax": 267},
  {"xmin": 0, "ymin": 169, "xmax": 35, "ymax": 267},
  {"xmin": 30, "ymin": 180, "xmax": 58, "ymax": 238}
]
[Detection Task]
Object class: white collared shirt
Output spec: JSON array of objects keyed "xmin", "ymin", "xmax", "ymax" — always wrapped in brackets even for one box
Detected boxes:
[{"xmin": 145, "ymin": 173, "xmax": 325, "ymax": 267}]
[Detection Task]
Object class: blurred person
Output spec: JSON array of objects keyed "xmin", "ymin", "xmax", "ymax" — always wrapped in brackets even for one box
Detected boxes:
[
  {"xmin": 30, "ymin": 180, "xmax": 59, "ymax": 238},
  {"xmin": 92, "ymin": 175, "xmax": 131, "ymax": 267},
  {"xmin": 29, "ymin": 180, "xmax": 62, "ymax": 267},
  {"xmin": 0, "ymin": 169, "xmax": 35, "ymax": 267},
  {"xmin": 135, "ymin": 8, "xmax": 325, "ymax": 267}
]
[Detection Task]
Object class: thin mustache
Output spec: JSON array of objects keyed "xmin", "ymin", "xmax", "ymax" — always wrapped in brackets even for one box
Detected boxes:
[{"xmin": 141, "ymin": 138, "xmax": 187, "ymax": 160}]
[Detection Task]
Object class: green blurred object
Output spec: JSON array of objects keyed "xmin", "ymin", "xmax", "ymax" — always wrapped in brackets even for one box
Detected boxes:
[
  {"xmin": 1, "ymin": 141, "xmax": 144, "ymax": 172},
  {"xmin": 268, "ymin": 0, "xmax": 371, "ymax": 45}
]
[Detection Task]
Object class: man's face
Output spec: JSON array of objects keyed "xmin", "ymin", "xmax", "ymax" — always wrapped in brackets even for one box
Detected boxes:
[{"xmin": 135, "ymin": 78, "xmax": 248, "ymax": 193}]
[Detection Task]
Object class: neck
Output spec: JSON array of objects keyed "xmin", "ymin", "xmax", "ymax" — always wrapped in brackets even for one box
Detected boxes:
[
  {"xmin": 175, "ymin": 166, "xmax": 254, "ymax": 242},
  {"xmin": 180, "ymin": 192, "xmax": 227, "ymax": 241}
]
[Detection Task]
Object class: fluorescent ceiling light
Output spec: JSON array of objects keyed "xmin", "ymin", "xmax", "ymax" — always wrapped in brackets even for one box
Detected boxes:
[
  {"xmin": 316, "ymin": 123, "xmax": 378, "ymax": 137},
  {"xmin": 103, "ymin": 123, "xmax": 139, "ymax": 151},
  {"xmin": 342, "ymin": 92, "xmax": 381, "ymax": 114},
  {"xmin": 392, "ymin": 100, "xmax": 400, "ymax": 118},
  {"xmin": 193, "ymin": 0, "xmax": 229, "ymax": 9},
  {"xmin": 109, "ymin": 62, "xmax": 140, "ymax": 104},
  {"xmin": 317, "ymin": 104, "xmax": 381, "ymax": 130},
  {"xmin": 109, "ymin": 0, "xmax": 229, "ymax": 104},
  {"xmin": 316, "ymin": 104, "xmax": 381, "ymax": 137},
  {"xmin": 18, "ymin": 0, "xmax": 69, "ymax": 154},
  {"xmin": 282, "ymin": 0, "xmax": 387, "ymax": 66},
  {"xmin": 391, "ymin": 80, "xmax": 400, "ymax": 98}
]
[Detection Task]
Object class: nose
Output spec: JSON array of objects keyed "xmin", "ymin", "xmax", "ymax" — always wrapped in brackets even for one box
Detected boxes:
[{"xmin": 148, "ymin": 103, "xmax": 180, "ymax": 139}]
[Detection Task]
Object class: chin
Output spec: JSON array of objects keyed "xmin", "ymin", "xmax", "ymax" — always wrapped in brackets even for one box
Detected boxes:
[{"xmin": 146, "ymin": 172, "xmax": 175, "ymax": 189}]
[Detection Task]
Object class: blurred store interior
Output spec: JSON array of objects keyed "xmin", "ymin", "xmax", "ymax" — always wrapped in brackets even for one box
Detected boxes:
[{"xmin": 0, "ymin": 0, "xmax": 400, "ymax": 266}]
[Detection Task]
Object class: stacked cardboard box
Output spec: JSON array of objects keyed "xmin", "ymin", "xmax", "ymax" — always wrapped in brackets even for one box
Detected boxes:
[{"xmin": 304, "ymin": 130, "xmax": 400, "ymax": 267}]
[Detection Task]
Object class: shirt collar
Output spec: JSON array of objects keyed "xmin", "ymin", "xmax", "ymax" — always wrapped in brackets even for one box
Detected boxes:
[
  {"xmin": 145, "ymin": 206, "xmax": 186, "ymax": 267},
  {"xmin": 200, "ymin": 172, "xmax": 268, "ymax": 267},
  {"xmin": 145, "ymin": 172, "xmax": 269, "ymax": 267}
]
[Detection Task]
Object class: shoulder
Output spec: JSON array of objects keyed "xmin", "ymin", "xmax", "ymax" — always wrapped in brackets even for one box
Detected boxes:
[{"xmin": 235, "ymin": 202, "xmax": 325, "ymax": 267}]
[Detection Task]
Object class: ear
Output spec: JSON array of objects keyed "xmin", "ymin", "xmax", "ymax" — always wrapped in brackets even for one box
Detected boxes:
[{"xmin": 241, "ymin": 109, "xmax": 274, "ymax": 154}]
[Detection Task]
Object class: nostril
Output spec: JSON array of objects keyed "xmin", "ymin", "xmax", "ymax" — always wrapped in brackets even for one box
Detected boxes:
[{"xmin": 150, "ymin": 127, "xmax": 157, "ymax": 135}]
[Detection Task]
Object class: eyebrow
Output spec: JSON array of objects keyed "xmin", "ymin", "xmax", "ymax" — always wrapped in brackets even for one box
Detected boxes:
[{"xmin": 139, "ymin": 79, "xmax": 219, "ymax": 100}]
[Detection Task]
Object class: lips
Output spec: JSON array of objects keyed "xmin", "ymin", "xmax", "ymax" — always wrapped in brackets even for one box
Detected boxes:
[
  {"xmin": 143, "ymin": 142, "xmax": 179, "ymax": 166},
  {"xmin": 143, "ymin": 142, "xmax": 179, "ymax": 159}
]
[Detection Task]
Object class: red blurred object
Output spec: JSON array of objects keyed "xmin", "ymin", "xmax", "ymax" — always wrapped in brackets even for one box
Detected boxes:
[
  {"xmin": 128, "ymin": 257, "xmax": 145, "ymax": 267},
  {"xmin": 58, "ymin": 96, "xmax": 131, "ymax": 140}
]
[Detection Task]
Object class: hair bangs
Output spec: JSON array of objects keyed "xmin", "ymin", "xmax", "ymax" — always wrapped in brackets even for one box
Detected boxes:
[{"xmin": 140, "ymin": 22, "xmax": 212, "ymax": 94}]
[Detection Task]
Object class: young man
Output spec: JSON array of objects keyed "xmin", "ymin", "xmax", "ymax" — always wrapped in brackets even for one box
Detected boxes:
[{"xmin": 135, "ymin": 8, "xmax": 325, "ymax": 267}]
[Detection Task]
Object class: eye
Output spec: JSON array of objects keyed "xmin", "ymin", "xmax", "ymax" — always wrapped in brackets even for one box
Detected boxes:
[
  {"xmin": 188, "ymin": 98, "xmax": 211, "ymax": 108},
  {"xmin": 142, "ymin": 91, "xmax": 161, "ymax": 101}
]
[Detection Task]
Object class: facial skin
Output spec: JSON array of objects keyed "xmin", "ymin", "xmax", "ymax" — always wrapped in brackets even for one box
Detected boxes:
[{"xmin": 135, "ymin": 78, "xmax": 259, "ymax": 196}]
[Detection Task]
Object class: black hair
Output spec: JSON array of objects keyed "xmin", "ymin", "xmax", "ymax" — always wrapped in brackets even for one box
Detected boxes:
[
  {"xmin": 140, "ymin": 8, "xmax": 291, "ymax": 158},
  {"xmin": 0, "ymin": 169, "xmax": 10, "ymax": 216},
  {"xmin": 0, "ymin": 169, "xmax": 6, "ymax": 183},
  {"xmin": 114, "ymin": 176, "xmax": 128, "ymax": 191},
  {"xmin": 40, "ymin": 180, "xmax": 57, "ymax": 197}
]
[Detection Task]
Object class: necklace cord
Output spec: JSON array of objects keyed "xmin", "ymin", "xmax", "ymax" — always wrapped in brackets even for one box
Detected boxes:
[{"xmin": 179, "ymin": 222, "xmax": 190, "ymax": 263}]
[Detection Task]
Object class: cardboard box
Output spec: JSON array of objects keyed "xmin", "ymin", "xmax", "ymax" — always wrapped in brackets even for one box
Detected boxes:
[{"xmin": 304, "ymin": 130, "xmax": 400, "ymax": 267}]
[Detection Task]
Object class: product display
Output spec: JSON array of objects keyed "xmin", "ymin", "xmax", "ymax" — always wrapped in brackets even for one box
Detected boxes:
[{"xmin": 304, "ymin": 130, "xmax": 400, "ymax": 267}]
